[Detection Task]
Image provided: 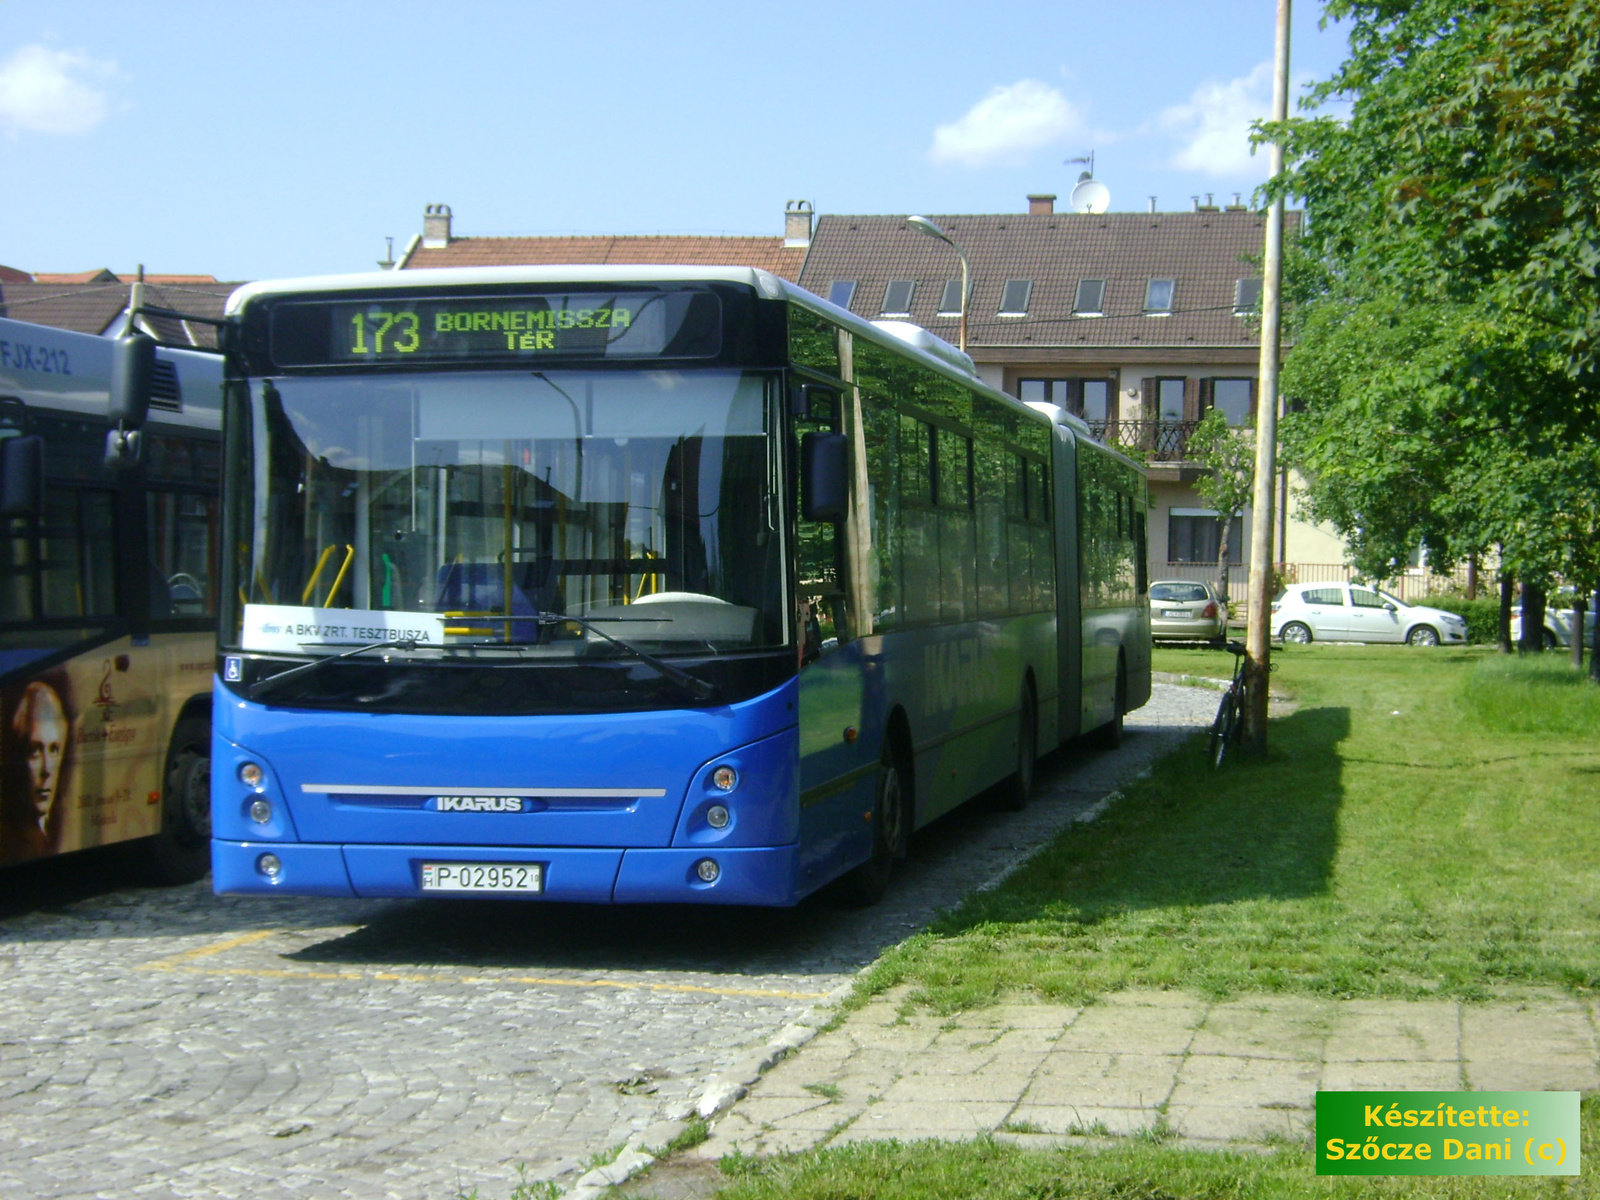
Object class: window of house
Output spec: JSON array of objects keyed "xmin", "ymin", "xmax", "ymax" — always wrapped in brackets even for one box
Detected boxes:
[
  {"xmin": 937, "ymin": 279, "xmax": 963, "ymax": 315},
  {"xmin": 1018, "ymin": 379, "xmax": 1068, "ymax": 406},
  {"xmin": 1234, "ymin": 278, "xmax": 1262, "ymax": 315},
  {"xmin": 1157, "ymin": 378, "xmax": 1186, "ymax": 422},
  {"xmin": 1167, "ymin": 508, "xmax": 1244, "ymax": 564},
  {"xmin": 1018, "ymin": 378, "xmax": 1113, "ymax": 423},
  {"xmin": 827, "ymin": 280, "xmax": 856, "ymax": 310},
  {"xmin": 1082, "ymin": 380, "xmax": 1110, "ymax": 423},
  {"xmin": 1213, "ymin": 378, "xmax": 1253, "ymax": 425},
  {"xmin": 1073, "ymin": 279, "xmax": 1105, "ymax": 316},
  {"xmin": 880, "ymin": 280, "xmax": 915, "ymax": 316},
  {"xmin": 1144, "ymin": 278, "xmax": 1175, "ymax": 313},
  {"xmin": 998, "ymin": 279, "xmax": 1032, "ymax": 316}
]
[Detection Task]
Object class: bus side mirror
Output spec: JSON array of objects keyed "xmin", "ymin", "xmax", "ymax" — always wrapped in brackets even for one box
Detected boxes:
[
  {"xmin": 106, "ymin": 332, "xmax": 155, "ymax": 469},
  {"xmin": 801, "ymin": 431, "xmax": 848, "ymax": 522},
  {"xmin": 0, "ymin": 435, "xmax": 43, "ymax": 519},
  {"xmin": 789, "ymin": 383, "xmax": 838, "ymax": 419}
]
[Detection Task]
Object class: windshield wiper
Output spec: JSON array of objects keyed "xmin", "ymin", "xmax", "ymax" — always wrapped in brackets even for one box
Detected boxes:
[
  {"xmin": 246, "ymin": 638, "xmax": 421, "ymax": 701},
  {"xmin": 532, "ymin": 612, "xmax": 717, "ymax": 702}
]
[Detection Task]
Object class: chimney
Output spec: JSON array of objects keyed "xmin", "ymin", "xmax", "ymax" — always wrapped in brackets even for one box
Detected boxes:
[
  {"xmin": 1148, "ymin": 196, "xmax": 1157, "ymax": 213},
  {"xmin": 422, "ymin": 204, "xmax": 453, "ymax": 249},
  {"xmin": 1027, "ymin": 193, "xmax": 1056, "ymax": 216},
  {"xmin": 784, "ymin": 200, "xmax": 813, "ymax": 248},
  {"xmin": 1226, "ymin": 192, "xmax": 1248, "ymax": 211}
]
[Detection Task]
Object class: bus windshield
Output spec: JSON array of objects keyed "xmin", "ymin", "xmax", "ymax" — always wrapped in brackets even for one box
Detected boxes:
[{"xmin": 224, "ymin": 368, "xmax": 786, "ymax": 658}]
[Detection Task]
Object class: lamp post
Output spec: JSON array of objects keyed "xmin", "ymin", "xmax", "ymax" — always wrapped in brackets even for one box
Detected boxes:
[{"xmin": 906, "ymin": 215, "xmax": 969, "ymax": 353}]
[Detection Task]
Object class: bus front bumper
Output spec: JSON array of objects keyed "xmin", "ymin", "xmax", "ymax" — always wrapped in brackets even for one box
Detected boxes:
[{"xmin": 211, "ymin": 840, "xmax": 803, "ymax": 906}]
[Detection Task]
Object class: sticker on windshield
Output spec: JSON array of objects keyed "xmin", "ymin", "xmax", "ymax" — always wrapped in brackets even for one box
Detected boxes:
[{"xmin": 241, "ymin": 604, "xmax": 445, "ymax": 653}]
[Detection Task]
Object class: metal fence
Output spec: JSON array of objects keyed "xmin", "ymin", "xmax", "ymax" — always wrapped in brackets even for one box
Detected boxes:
[{"xmin": 1087, "ymin": 419, "xmax": 1198, "ymax": 462}]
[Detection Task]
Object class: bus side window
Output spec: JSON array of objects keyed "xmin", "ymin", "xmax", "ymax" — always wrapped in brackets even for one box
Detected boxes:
[{"xmin": 794, "ymin": 392, "xmax": 849, "ymax": 662}]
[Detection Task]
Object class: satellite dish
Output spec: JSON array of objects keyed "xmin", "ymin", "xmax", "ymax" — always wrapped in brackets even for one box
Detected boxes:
[{"xmin": 1070, "ymin": 177, "xmax": 1111, "ymax": 214}]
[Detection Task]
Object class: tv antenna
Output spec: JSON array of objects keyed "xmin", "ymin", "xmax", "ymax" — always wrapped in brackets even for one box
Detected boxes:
[{"xmin": 1065, "ymin": 152, "xmax": 1109, "ymax": 212}]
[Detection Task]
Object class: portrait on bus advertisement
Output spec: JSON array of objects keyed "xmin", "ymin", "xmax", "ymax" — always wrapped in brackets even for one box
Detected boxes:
[{"xmin": 0, "ymin": 649, "xmax": 167, "ymax": 867}]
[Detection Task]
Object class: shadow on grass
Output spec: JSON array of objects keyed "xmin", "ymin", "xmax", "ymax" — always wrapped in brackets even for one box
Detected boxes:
[{"xmin": 934, "ymin": 704, "xmax": 1352, "ymax": 929}]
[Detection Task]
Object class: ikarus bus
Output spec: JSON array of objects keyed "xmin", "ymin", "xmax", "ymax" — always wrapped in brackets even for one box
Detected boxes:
[{"xmin": 128, "ymin": 266, "xmax": 1149, "ymax": 905}]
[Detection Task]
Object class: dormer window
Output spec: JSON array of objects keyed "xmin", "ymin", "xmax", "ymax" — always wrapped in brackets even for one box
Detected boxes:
[
  {"xmin": 1234, "ymin": 278, "xmax": 1262, "ymax": 315},
  {"xmin": 1073, "ymin": 279, "xmax": 1105, "ymax": 316},
  {"xmin": 881, "ymin": 280, "xmax": 915, "ymax": 316},
  {"xmin": 828, "ymin": 280, "xmax": 857, "ymax": 310},
  {"xmin": 1144, "ymin": 278, "xmax": 1175, "ymax": 314},
  {"xmin": 937, "ymin": 279, "xmax": 963, "ymax": 316},
  {"xmin": 998, "ymin": 279, "xmax": 1032, "ymax": 316}
]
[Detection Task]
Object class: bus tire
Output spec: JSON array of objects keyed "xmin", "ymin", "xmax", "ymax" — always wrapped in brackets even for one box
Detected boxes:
[
  {"xmin": 142, "ymin": 716, "xmax": 212, "ymax": 885},
  {"xmin": 995, "ymin": 686, "xmax": 1037, "ymax": 812},
  {"xmin": 838, "ymin": 740, "xmax": 909, "ymax": 907},
  {"xmin": 1092, "ymin": 659, "xmax": 1127, "ymax": 750}
]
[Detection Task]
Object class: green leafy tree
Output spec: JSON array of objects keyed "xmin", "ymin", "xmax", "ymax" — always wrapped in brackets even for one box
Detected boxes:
[
  {"xmin": 1186, "ymin": 409, "xmax": 1255, "ymax": 603},
  {"xmin": 1265, "ymin": 0, "xmax": 1600, "ymax": 660}
]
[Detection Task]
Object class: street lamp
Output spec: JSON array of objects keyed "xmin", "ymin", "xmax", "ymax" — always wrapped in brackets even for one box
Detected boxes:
[{"xmin": 906, "ymin": 215, "xmax": 969, "ymax": 353}]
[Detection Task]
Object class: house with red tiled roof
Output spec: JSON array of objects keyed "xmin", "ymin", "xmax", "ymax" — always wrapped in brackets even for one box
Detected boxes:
[
  {"xmin": 0, "ymin": 275, "xmax": 236, "ymax": 347},
  {"xmin": 796, "ymin": 195, "xmax": 1350, "ymax": 597},
  {"xmin": 394, "ymin": 203, "xmax": 812, "ymax": 280}
]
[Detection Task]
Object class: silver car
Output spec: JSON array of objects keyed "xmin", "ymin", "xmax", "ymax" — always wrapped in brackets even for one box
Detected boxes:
[
  {"xmin": 1270, "ymin": 582, "xmax": 1468, "ymax": 646},
  {"xmin": 1149, "ymin": 579, "xmax": 1228, "ymax": 644}
]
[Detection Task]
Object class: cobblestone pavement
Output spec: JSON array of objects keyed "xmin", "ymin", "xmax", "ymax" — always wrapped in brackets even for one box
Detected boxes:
[{"xmin": 0, "ymin": 684, "xmax": 1217, "ymax": 1200}]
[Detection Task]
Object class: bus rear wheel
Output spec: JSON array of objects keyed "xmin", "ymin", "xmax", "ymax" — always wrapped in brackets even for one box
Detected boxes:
[
  {"xmin": 838, "ymin": 744, "xmax": 908, "ymax": 907},
  {"xmin": 995, "ymin": 687, "xmax": 1037, "ymax": 812},
  {"xmin": 141, "ymin": 716, "xmax": 212, "ymax": 885}
]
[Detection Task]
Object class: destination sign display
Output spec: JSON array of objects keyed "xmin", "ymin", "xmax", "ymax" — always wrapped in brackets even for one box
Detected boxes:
[{"xmin": 268, "ymin": 291, "xmax": 722, "ymax": 367}]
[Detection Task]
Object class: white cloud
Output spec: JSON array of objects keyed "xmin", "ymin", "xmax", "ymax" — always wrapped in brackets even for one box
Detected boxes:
[
  {"xmin": 929, "ymin": 80, "xmax": 1084, "ymax": 169},
  {"xmin": 0, "ymin": 45, "xmax": 117, "ymax": 137},
  {"xmin": 1157, "ymin": 62, "xmax": 1274, "ymax": 177}
]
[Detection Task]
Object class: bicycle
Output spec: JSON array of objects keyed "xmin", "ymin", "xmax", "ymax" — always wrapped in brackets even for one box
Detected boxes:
[{"xmin": 1209, "ymin": 641, "xmax": 1249, "ymax": 768}]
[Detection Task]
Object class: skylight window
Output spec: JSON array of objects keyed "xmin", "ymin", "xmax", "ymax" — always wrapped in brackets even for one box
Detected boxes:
[
  {"xmin": 937, "ymin": 279, "xmax": 963, "ymax": 316},
  {"xmin": 1144, "ymin": 278, "xmax": 1176, "ymax": 314},
  {"xmin": 881, "ymin": 280, "xmax": 915, "ymax": 316},
  {"xmin": 828, "ymin": 280, "xmax": 857, "ymax": 310},
  {"xmin": 1234, "ymin": 278, "xmax": 1262, "ymax": 315},
  {"xmin": 998, "ymin": 279, "xmax": 1033, "ymax": 316},
  {"xmin": 1073, "ymin": 279, "xmax": 1105, "ymax": 316}
]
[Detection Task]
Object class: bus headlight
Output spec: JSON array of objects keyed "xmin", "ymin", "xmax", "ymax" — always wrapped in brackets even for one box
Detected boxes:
[
  {"xmin": 706, "ymin": 804, "xmax": 730, "ymax": 829},
  {"xmin": 711, "ymin": 765, "xmax": 738, "ymax": 791},
  {"xmin": 239, "ymin": 762, "xmax": 265, "ymax": 790},
  {"xmin": 257, "ymin": 853, "xmax": 283, "ymax": 878},
  {"xmin": 249, "ymin": 798, "xmax": 273, "ymax": 824},
  {"xmin": 695, "ymin": 858, "xmax": 720, "ymax": 883}
]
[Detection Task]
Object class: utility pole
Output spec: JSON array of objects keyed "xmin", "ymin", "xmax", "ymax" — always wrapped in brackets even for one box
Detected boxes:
[{"xmin": 1245, "ymin": 0, "xmax": 1291, "ymax": 748}]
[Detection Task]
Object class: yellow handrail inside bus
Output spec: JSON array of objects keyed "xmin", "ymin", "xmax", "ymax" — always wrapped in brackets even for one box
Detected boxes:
[
  {"xmin": 302, "ymin": 545, "xmax": 336, "ymax": 604},
  {"xmin": 633, "ymin": 550, "xmax": 661, "ymax": 602},
  {"xmin": 323, "ymin": 545, "xmax": 355, "ymax": 605}
]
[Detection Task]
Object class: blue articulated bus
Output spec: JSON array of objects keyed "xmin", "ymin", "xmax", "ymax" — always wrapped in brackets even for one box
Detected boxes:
[{"xmin": 195, "ymin": 266, "xmax": 1149, "ymax": 905}]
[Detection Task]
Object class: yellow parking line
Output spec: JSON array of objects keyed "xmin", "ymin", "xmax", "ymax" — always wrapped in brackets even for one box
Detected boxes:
[
  {"xmin": 152, "ymin": 962, "xmax": 829, "ymax": 1000},
  {"xmin": 140, "ymin": 929, "xmax": 279, "ymax": 970},
  {"xmin": 138, "ymin": 932, "xmax": 829, "ymax": 999}
]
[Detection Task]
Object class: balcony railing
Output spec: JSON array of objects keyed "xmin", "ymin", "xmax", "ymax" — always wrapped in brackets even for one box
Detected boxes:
[{"xmin": 1085, "ymin": 419, "xmax": 1199, "ymax": 462}]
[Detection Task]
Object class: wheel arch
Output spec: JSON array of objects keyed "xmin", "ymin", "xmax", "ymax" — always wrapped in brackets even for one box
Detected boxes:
[{"xmin": 882, "ymin": 704, "xmax": 915, "ymax": 829}]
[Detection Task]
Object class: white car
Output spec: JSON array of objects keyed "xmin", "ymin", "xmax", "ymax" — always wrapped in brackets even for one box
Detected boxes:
[
  {"xmin": 1270, "ymin": 582, "xmax": 1469, "ymax": 646},
  {"xmin": 1513, "ymin": 599, "xmax": 1598, "ymax": 650}
]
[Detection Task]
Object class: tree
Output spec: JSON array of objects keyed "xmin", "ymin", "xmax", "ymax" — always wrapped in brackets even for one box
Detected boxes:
[
  {"xmin": 1186, "ymin": 409, "xmax": 1255, "ymax": 603},
  {"xmin": 1265, "ymin": 0, "xmax": 1600, "ymax": 662}
]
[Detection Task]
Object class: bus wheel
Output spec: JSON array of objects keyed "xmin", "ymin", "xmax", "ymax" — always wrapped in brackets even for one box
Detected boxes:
[
  {"xmin": 995, "ymin": 687, "xmax": 1037, "ymax": 812},
  {"xmin": 144, "ymin": 717, "xmax": 212, "ymax": 885},
  {"xmin": 838, "ymin": 745, "xmax": 908, "ymax": 907},
  {"xmin": 1093, "ymin": 661, "xmax": 1127, "ymax": 750}
]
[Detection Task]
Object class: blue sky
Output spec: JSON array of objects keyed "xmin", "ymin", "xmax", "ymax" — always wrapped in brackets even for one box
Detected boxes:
[{"xmin": 1, "ymin": 1, "xmax": 1351, "ymax": 283}]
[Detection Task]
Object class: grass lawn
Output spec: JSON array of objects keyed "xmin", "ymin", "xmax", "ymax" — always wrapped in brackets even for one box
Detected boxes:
[
  {"xmin": 855, "ymin": 644, "xmax": 1600, "ymax": 1010},
  {"xmin": 617, "ymin": 647, "xmax": 1600, "ymax": 1200}
]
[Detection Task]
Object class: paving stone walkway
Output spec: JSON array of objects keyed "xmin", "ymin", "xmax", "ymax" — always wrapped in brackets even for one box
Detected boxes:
[{"xmin": 689, "ymin": 988, "xmax": 1600, "ymax": 1159}]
